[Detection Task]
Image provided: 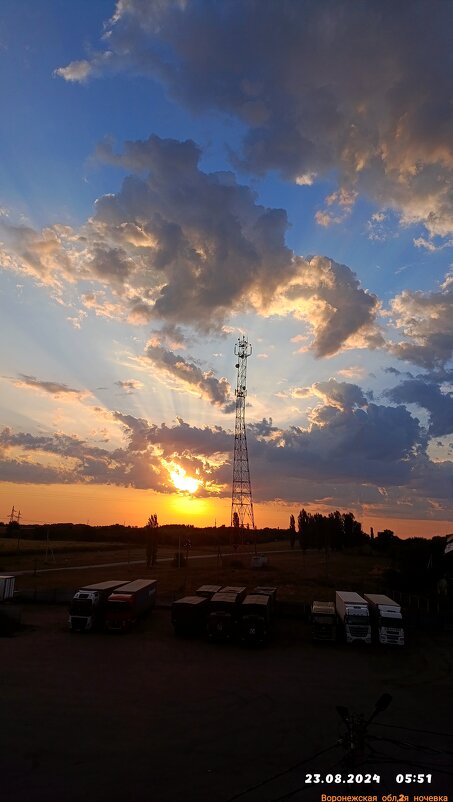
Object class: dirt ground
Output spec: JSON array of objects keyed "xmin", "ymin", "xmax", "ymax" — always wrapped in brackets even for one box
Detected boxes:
[{"xmin": 1, "ymin": 604, "xmax": 452, "ymax": 802}]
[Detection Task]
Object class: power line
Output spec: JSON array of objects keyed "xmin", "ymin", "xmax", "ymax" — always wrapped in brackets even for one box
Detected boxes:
[{"xmin": 374, "ymin": 722, "xmax": 453, "ymax": 739}]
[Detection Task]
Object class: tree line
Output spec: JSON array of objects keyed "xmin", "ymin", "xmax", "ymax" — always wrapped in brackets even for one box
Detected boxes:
[{"xmin": 289, "ymin": 509, "xmax": 367, "ymax": 551}]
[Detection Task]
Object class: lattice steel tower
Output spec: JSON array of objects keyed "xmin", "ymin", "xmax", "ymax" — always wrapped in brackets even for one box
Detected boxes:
[{"xmin": 231, "ymin": 335, "xmax": 255, "ymax": 529}]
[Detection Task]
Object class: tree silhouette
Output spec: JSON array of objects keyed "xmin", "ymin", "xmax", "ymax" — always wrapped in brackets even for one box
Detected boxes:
[
  {"xmin": 289, "ymin": 514, "xmax": 296, "ymax": 549},
  {"xmin": 145, "ymin": 514, "xmax": 159, "ymax": 567},
  {"xmin": 297, "ymin": 508, "xmax": 308, "ymax": 550}
]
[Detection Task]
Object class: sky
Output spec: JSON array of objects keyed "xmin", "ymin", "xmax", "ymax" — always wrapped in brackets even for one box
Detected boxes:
[{"xmin": 1, "ymin": 0, "xmax": 453, "ymax": 536}]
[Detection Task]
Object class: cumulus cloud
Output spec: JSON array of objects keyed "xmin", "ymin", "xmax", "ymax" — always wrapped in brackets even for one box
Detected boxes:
[
  {"xmin": 56, "ymin": 0, "xmax": 453, "ymax": 238},
  {"xmin": 0, "ymin": 134, "xmax": 383, "ymax": 359},
  {"xmin": 1, "ymin": 135, "xmax": 298, "ymax": 332},
  {"xmin": 114, "ymin": 414, "xmax": 232, "ymax": 457},
  {"xmin": 2, "ymin": 397, "xmax": 452, "ymax": 519},
  {"xmin": 54, "ymin": 59, "xmax": 93, "ymax": 83},
  {"xmin": 92, "ymin": 135, "xmax": 295, "ymax": 327},
  {"xmin": 0, "ymin": 222, "xmax": 73, "ymax": 285},
  {"xmin": 144, "ymin": 341, "xmax": 235, "ymax": 411},
  {"xmin": 389, "ymin": 273, "xmax": 453, "ymax": 368},
  {"xmin": 386, "ymin": 378, "xmax": 453, "ymax": 437},
  {"xmin": 297, "ymin": 379, "xmax": 368, "ymax": 411},
  {"xmin": 270, "ymin": 256, "xmax": 382, "ymax": 357}
]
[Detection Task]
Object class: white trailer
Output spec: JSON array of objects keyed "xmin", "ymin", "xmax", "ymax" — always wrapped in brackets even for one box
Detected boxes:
[
  {"xmin": 364, "ymin": 593, "xmax": 404, "ymax": 645},
  {"xmin": 335, "ymin": 591, "xmax": 371, "ymax": 644}
]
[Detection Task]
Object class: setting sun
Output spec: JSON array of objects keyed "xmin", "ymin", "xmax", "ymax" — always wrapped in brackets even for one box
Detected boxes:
[{"xmin": 167, "ymin": 462, "xmax": 201, "ymax": 494}]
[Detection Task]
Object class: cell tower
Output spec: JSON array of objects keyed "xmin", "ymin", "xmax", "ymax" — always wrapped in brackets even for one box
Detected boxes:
[{"xmin": 231, "ymin": 335, "xmax": 255, "ymax": 530}]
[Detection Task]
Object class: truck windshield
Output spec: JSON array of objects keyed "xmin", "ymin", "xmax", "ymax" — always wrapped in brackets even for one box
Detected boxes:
[
  {"xmin": 379, "ymin": 616, "xmax": 402, "ymax": 627},
  {"xmin": 107, "ymin": 601, "xmax": 130, "ymax": 612},
  {"xmin": 70, "ymin": 599, "xmax": 92, "ymax": 615},
  {"xmin": 346, "ymin": 615, "xmax": 369, "ymax": 625}
]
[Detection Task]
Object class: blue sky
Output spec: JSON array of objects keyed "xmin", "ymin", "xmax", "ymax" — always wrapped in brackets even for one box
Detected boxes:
[{"xmin": 1, "ymin": 1, "xmax": 452, "ymax": 534}]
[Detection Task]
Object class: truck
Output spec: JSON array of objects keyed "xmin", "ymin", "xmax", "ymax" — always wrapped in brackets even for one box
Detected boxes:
[
  {"xmin": 311, "ymin": 601, "xmax": 337, "ymax": 642},
  {"xmin": 207, "ymin": 589, "xmax": 246, "ymax": 641},
  {"xmin": 253, "ymin": 586, "xmax": 278, "ymax": 615},
  {"xmin": 219, "ymin": 586, "xmax": 247, "ymax": 602},
  {"xmin": 171, "ymin": 595, "xmax": 209, "ymax": 636},
  {"xmin": 0, "ymin": 576, "xmax": 15, "ymax": 601},
  {"xmin": 335, "ymin": 591, "xmax": 371, "ymax": 644},
  {"xmin": 364, "ymin": 593, "xmax": 404, "ymax": 645},
  {"xmin": 195, "ymin": 584, "xmax": 223, "ymax": 600},
  {"xmin": 69, "ymin": 580, "xmax": 128, "ymax": 632},
  {"xmin": 105, "ymin": 579, "xmax": 157, "ymax": 632},
  {"xmin": 239, "ymin": 593, "xmax": 273, "ymax": 646},
  {"xmin": 0, "ymin": 575, "xmax": 19, "ymax": 635}
]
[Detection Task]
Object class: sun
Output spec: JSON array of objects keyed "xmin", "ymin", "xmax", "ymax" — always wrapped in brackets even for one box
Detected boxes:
[{"xmin": 167, "ymin": 462, "xmax": 201, "ymax": 494}]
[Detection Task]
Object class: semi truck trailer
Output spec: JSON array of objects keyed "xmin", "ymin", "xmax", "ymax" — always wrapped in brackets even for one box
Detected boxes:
[
  {"xmin": 207, "ymin": 589, "xmax": 246, "ymax": 641},
  {"xmin": 335, "ymin": 591, "xmax": 371, "ymax": 644},
  {"xmin": 171, "ymin": 595, "xmax": 209, "ymax": 636},
  {"xmin": 105, "ymin": 579, "xmax": 157, "ymax": 632},
  {"xmin": 195, "ymin": 585, "xmax": 223, "ymax": 600},
  {"xmin": 69, "ymin": 580, "xmax": 128, "ymax": 632},
  {"xmin": 311, "ymin": 601, "xmax": 336, "ymax": 642},
  {"xmin": 364, "ymin": 593, "xmax": 404, "ymax": 645},
  {"xmin": 253, "ymin": 586, "xmax": 278, "ymax": 615},
  {"xmin": 239, "ymin": 593, "xmax": 273, "ymax": 646}
]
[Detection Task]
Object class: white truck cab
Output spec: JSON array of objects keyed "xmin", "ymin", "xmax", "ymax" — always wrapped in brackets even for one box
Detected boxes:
[
  {"xmin": 364, "ymin": 593, "xmax": 404, "ymax": 645},
  {"xmin": 335, "ymin": 591, "xmax": 371, "ymax": 644}
]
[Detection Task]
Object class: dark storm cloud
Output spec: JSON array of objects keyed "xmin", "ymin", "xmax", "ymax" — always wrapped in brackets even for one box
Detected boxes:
[
  {"xmin": 3, "ymin": 400, "xmax": 452, "ymax": 518},
  {"xmin": 304, "ymin": 378, "xmax": 368, "ymax": 410},
  {"xmin": 0, "ymin": 425, "xmax": 165, "ymax": 491},
  {"xmin": 57, "ymin": 0, "xmax": 453, "ymax": 237},
  {"xmin": 114, "ymin": 414, "xmax": 232, "ymax": 457},
  {"xmin": 386, "ymin": 378, "xmax": 453, "ymax": 437}
]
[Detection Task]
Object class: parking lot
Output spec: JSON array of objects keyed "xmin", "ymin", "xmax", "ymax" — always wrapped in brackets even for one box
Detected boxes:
[{"xmin": 1, "ymin": 604, "xmax": 453, "ymax": 802}]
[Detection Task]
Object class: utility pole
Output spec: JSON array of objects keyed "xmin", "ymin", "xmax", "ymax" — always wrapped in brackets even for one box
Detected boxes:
[{"xmin": 231, "ymin": 336, "xmax": 255, "ymax": 539}]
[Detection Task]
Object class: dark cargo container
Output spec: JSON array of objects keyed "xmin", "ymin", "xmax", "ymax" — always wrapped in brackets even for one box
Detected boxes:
[
  {"xmin": 240, "ymin": 593, "xmax": 273, "ymax": 646},
  {"xmin": 195, "ymin": 585, "xmax": 223, "ymax": 600},
  {"xmin": 105, "ymin": 579, "xmax": 157, "ymax": 632},
  {"xmin": 253, "ymin": 586, "xmax": 278, "ymax": 614},
  {"xmin": 207, "ymin": 591, "xmax": 244, "ymax": 641},
  {"xmin": 219, "ymin": 586, "xmax": 247, "ymax": 602},
  {"xmin": 171, "ymin": 595, "xmax": 209, "ymax": 635},
  {"xmin": 311, "ymin": 601, "xmax": 337, "ymax": 642}
]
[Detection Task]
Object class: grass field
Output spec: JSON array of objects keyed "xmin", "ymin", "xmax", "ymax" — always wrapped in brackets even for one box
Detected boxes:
[{"xmin": 2, "ymin": 539, "xmax": 392, "ymax": 603}]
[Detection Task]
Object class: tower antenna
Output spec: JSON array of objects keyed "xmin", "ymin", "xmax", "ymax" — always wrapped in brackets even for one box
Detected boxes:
[{"xmin": 231, "ymin": 335, "xmax": 255, "ymax": 534}]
